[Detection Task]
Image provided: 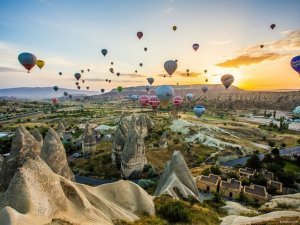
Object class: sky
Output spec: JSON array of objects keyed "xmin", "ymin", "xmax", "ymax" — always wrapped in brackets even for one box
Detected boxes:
[{"xmin": 0, "ymin": 0, "xmax": 299, "ymax": 91}]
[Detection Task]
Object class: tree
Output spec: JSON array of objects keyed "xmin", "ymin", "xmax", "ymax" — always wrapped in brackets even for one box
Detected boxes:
[
  {"xmin": 246, "ymin": 154, "xmax": 262, "ymax": 170},
  {"xmin": 271, "ymin": 148, "xmax": 279, "ymax": 155},
  {"xmin": 278, "ymin": 171, "xmax": 295, "ymax": 188}
]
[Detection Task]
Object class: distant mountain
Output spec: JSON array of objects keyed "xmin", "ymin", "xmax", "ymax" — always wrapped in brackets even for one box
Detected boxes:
[{"xmin": 0, "ymin": 87, "xmax": 100, "ymax": 100}]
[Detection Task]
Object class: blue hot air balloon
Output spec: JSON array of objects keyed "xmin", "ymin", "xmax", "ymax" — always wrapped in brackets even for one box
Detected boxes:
[
  {"xmin": 18, "ymin": 52, "xmax": 37, "ymax": 73},
  {"xmin": 156, "ymin": 85, "xmax": 174, "ymax": 106},
  {"xmin": 101, "ymin": 49, "xmax": 108, "ymax": 57},
  {"xmin": 186, "ymin": 93, "xmax": 193, "ymax": 101},
  {"xmin": 193, "ymin": 105, "xmax": 206, "ymax": 117},
  {"xmin": 291, "ymin": 55, "xmax": 300, "ymax": 76}
]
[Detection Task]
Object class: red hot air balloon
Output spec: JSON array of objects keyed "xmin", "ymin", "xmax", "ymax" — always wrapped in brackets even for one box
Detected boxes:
[
  {"xmin": 137, "ymin": 31, "xmax": 143, "ymax": 39},
  {"xmin": 192, "ymin": 43, "xmax": 199, "ymax": 51},
  {"xmin": 139, "ymin": 95, "xmax": 150, "ymax": 107},
  {"xmin": 149, "ymin": 96, "xmax": 160, "ymax": 109},
  {"xmin": 172, "ymin": 96, "xmax": 183, "ymax": 107},
  {"xmin": 52, "ymin": 98, "xmax": 58, "ymax": 104},
  {"xmin": 18, "ymin": 52, "xmax": 37, "ymax": 73}
]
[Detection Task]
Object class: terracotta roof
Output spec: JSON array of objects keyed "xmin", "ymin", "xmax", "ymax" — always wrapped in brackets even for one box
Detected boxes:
[
  {"xmin": 198, "ymin": 174, "xmax": 220, "ymax": 185},
  {"xmin": 244, "ymin": 184, "xmax": 267, "ymax": 198},
  {"xmin": 220, "ymin": 178, "xmax": 241, "ymax": 190}
]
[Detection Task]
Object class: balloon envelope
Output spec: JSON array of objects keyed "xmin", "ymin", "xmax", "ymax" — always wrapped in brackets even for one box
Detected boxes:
[
  {"xmin": 137, "ymin": 31, "xmax": 143, "ymax": 39},
  {"xmin": 149, "ymin": 96, "xmax": 160, "ymax": 109},
  {"xmin": 270, "ymin": 24, "xmax": 276, "ymax": 30},
  {"xmin": 101, "ymin": 88, "xmax": 105, "ymax": 93},
  {"xmin": 147, "ymin": 77, "xmax": 154, "ymax": 85},
  {"xmin": 221, "ymin": 74, "xmax": 234, "ymax": 89},
  {"xmin": 53, "ymin": 86, "xmax": 59, "ymax": 92},
  {"xmin": 172, "ymin": 25, "xmax": 177, "ymax": 31},
  {"xmin": 293, "ymin": 106, "xmax": 300, "ymax": 114},
  {"xmin": 130, "ymin": 95, "xmax": 139, "ymax": 101},
  {"xmin": 74, "ymin": 73, "xmax": 81, "ymax": 81},
  {"xmin": 59, "ymin": 72, "xmax": 62, "ymax": 76},
  {"xmin": 164, "ymin": 60, "xmax": 177, "ymax": 76},
  {"xmin": 173, "ymin": 96, "xmax": 183, "ymax": 107},
  {"xmin": 186, "ymin": 93, "xmax": 193, "ymax": 101},
  {"xmin": 64, "ymin": 92, "xmax": 68, "ymax": 97},
  {"xmin": 145, "ymin": 85, "xmax": 150, "ymax": 92},
  {"xmin": 291, "ymin": 55, "xmax": 300, "ymax": 75},
  {"xmin": 140, "ymin": 95, "xmax": 150, "ymax": 107},
  {"xmin": 117, "ymin": 86, "xmax": 123, "ymax": 93},
  {"xmin": 101, "ymin": 49, "xmax": 108, "ymax": 56},
  {"xmin": 202, "ymin": 86, "xmax": 208, "ymax": 93},
  {"xmin": 36, "ymin": 60, "xmax": 45, "ymax": 69},
  {"xmin": 193, "ymin": 105, "xmax": 206, "ymax": 117},
  {"xmin": 52, "ymin": 98, "xmax": 58, "ymax": 104},
  {"xmin": 18, "ymin": 52, "xmax": 37, "ymax": 73},
  {"xmin": 193, "ymin": 43, "xmax": 199, "ymax": 51},
  {"xmin": 156, "ymin": 85, "xmax": 174, "ymax": 106}
]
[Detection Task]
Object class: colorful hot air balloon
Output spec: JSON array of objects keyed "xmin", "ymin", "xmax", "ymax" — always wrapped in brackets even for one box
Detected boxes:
[
  {"xmin": 172, "ymin": 25, "xmax": 177, "ymax": 31},
  {"xmin": 192, "ymin": 43, "xmax": 199, "ymax": 51},
  {"xmin": 147, "ymin": 77, "xmax": 154, "ymax": 85},
  {"xmin": 202, "ymin": 85, "xmax": 208, "ymax": 94},
  {"xmin": 64, "ymin": 92, "xmax": 68, "ymax": 97},
  {"xmin": 164, "ymin": 60, "xmax": 177, "ymax": 76},
  {"xmin": 74, "ymin": 73, "xmax": 81, "ymax": 81},
  {"xmin": 130, "ymin": 95, "xmax": 139, "ymax": 101},
  {"xmin": 52, "ymin": 98, "xmax": 58, "ymax": 104},
  {"xmin": 18, "ymin": 52, "xmax": 37, "ymax": 73},
  {"xmin": 101, "ymin": 88, "xmax": 105, "ymax": 93},
  {"xmin": 59, "ymin": 72, "xmax": 62, "ymax": 76},
  {"xmin": 144, "ymin": 47, "xmax": 147, "ymax": 52},
  {"xmin": 270, "ymin": 24, "xmax": 276, "ymax": 30},
  {"xmin": 193, "ymin": 105, "xmax": 205, "ymax": 117},
  {"xmin": 221, "ymin": 74, "xmax": 234, "ymax": 89},
  {"xmin": 149, "ymin": 96, "xmax": 160, "ymax": 109},
  {"xmin": 140, "ymin": 95, "xmax": 150, "ymax": 107},
  {"xmin": 117, "ymin": 86, "xmax": 123, "ymax": 93},
  {"xmin": 145, "ymin": 85, "xmax": 150, "ymax": 92},
  {"xmin": 173, "ymin": 96, "xmax": 183, "ymax": 107},
  {"xmin": 293, "ymin": 106, "xmax": 300, "ymax": 114},
  {"xmin": 139, "ymin": 63, "xmax": 143, "ymax": 67},
  {"xmin": 36, "ymin": 60, "xmax": 45, "ymax": 69},
  {"xmin": 137, "ymin": 31, "xmax": 143, "ymax": 39},
  {"xmin": 53, "ymin": 86, "xmax": 59, "ymax": 92},
  {"xmin": 101, "ymin": 49, "xmax": 108, "ymax": 56},
  {"xmin": 81, "ymin": 69, "xmax": 84, "ymax": 73},
  {"xmin": 291, "ymin": 55, "xmax": 300, "ymax": 76},
  {"xmin": 186, "ymin": 93, "xmax": 193, "ymax": 101},
  {"xmin": 156, "ymin": 85, "xmax": 174, "ymax": 107}
]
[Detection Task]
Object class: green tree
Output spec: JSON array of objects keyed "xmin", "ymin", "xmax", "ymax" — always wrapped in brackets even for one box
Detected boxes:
[{"xmin": 246, "ymin": 154, "xmax": 262, "ymax": 170}]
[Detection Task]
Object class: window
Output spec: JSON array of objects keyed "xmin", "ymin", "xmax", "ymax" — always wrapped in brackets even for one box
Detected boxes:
[
  {"xmin": 255, "ymin": 199, "xmax": 258, "ymax": 203},
  {"xmin": 207, "ymin": 186, "xmax": 210, "ymax": 192},
  {"xmin": 229, "ymin": 192, "xmax": 233, "ymax": 198}
]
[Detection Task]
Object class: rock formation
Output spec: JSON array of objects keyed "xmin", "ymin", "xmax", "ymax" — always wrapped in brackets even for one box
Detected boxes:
[
  {"xmin": 0, "ymin": 126, "xmax": 41, "ymax": 192},
  {"xmin": 40, "ymin": 128, "xmax": 75, "ymax": 181},
  {"xmin": 82, "ymin": 123, "xmax": 96, "ymax": 154},
  {"xmin": 159, "ymin": 131, "xmax": 168, "ymax": 149},
  {"xmin": 0, "ymin": 155, "xmax": 3, "ymax": 171},
  {"xmin": 0, "ymin": 157, "xmax": 155, "ymax": 225},
  {"xmin": 154, "ymin": 151, "xmax": 199, "ymax": 200},
  {"xmin": 136, "ymin": 114, "xmax": 154, "ymax": 138},
  {"xmin": 121, "ymin": 115, "xmax": 147, "ymax": 178},
  {"xmin": 30, "ymin": 128, "xmax": 43, "ymax": 147},
  {"xmin": 57, "ymin": 121, "xmax": 65, "ymax": 138}
]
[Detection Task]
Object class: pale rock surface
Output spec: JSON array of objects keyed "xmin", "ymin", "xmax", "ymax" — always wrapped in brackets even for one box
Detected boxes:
[
  {"xmin": 154, "ymin": 151, "xmax": 199, "ymax": 200},
  {"xmin": 0, "ymin": 157, "xmax": 155, "ymax": 225},
  {"xmin": 262, "ymin": 193, "xmax": 300, "ymax": 210},
  {"xmin": 0, "ymin": 126, "xmax": 40, "ymax": 192},
  {"xmin": 159, "ymin": 131, "xmax": 168, "ymax": 149},
  {"xmin": 222, "ymin": 201, "xmax": 258, "ymax": 215},
  {"xmin": 30, "ymin": 128, "xmax": 43, "ymax": 147},
  {"xmin": 41, "ymin": 128, "xmax": 75, "ymax": 181}
]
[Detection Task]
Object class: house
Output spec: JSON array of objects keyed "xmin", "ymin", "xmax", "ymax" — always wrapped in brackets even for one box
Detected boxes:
[
  {"xmin": 239, "ymin": 167, "xmax": 256, "ymax": 179},
  {"xmin": 267, "ymin": 180, "xmax": 283, "ymax": 193},
  {"xmin": 220, "ymin": 178, "xmax": 242, "ymax": 199},
  {"xmin": 197, "ymin": 174, "xmax": 221, "ymax": 193},
  {"xmin": 243, "ymin": 184, "xmax": 268, "ymax": 204},
  {"xmin": 261, "ymin": 170, "xmax": 274, "ymax": 181}
]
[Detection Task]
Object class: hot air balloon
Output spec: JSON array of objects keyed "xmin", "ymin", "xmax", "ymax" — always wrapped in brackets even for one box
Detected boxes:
[
  {"xmin": 74, "ymin": 73, "xmax": 81, "ymax": 81},
  {"xmin": 111, "ymin": 62, "xmax": 114, "ymax": 65},
  {"xmin": 187, "ymin": 73, "xmax": 190, "ymax": 76},
  {"xmin": 117, "ymin": 72, "xmax": 120, "ymax": 77},
  {"xmin": 59, "ymin": 72, "xmax": 62, "ymax": 76},
  {"xmin": 117, "ymin": 86, "xmax": 123, "ymax": 93},
  {"xmin": 36, "ymin": 60, "xmax": 45, "ymax": 69},
  {"xmin": 149, "ymin": 96, "xmax": 160, "ymax": 109},
  {"xmin": 101, "ymin": 49, "xmax": 108, "ymax": 56},
  {"xmin": 101, "ymin": 88, "xmax": 105, "ymax": 93},
  {"xmin": 173, "ymin": 96, "xmax": 183, "ymax": 107},
  {"xmin": 202, "ymin": 85, "xmax": 208, "ymax": 94},
  {"xmin": 175, "ymin": 59, "xmax": 178, "ymax": 63},
  {"xmin": 144, "ymin": 47, "xmax": 147, "ymax": 52},
  {"xmin": 63, "ymin": 92, "xmax": 68, "ymax": 97},
  {"xmin": 291, "ymin": 55, "xmax": 300, "ymax": 76},
  {"xmin": 193, "ymin": 105, "xmax": 205, "ymax": 117},
  {"xmin": 192, "ymin": 43, "xmax": 199, "ymax": 51},
  {"xmin": 270, "ymin": 24, "xmax": 276, "ymax": 30},
  {"xmin": 81, "ymin": 69, "xmax": 84, "ymax": 73},
  {"xmin": 221, "ymin": 74, "xmax": 234, "ymax": 89},
  {"xmin": 109, "ymin": 80, "xmax": 111, "ymax": 83},
  {"xmin": 204, "ymin": 69, "xmax": 207, "ymax": 74},
  {"xmin": 172, "ymin": 25, "xmax": 177, "ymax": 31},
  {"xmin": 186, "ymin": 93, "xmax": 193, "ymax": 101},
  {"xmin": 145, "ymin": 85, "xmax": 150, "ymax": 92},
  {"xmin": 135, "ymin": 70, "xmax": 138, "ymax": 73},
  {"xmin": 77, "ymin": 86, "xmax": 81, "ymax": 90},
  {"xmin": 52, "ymin": 98, "xmax": 58, "ymax": 104},
  {"xmin": 293, "ymin": 106, "xmax": 300, "ymax": 114},
  {"xmin": 75, "ymin": 82, "xmax": 79, "ymax": 86},
  {"xmin": 137, "ymin": 31, "xmax": 143, "ymax": 39},
  {"xmin": 82, "ymin": 80, "xmax": 85, "ymax": 83},
  {"xmin": 18, "ymin": 52, "xmax": 37, "ymax": 73},
  {"xmin": 131, "ymin": 95, "xmax": 139, "ymax": 101},
  {"xmin": 164, "ymin": 60, "xmax": 177, "ymax": 76},
  {"xmin": 139, "ymin": 63, "xmax": 143, "ymax": 67},
  {"xmin": 205, "ymin": 78, "xmax": 208, "ymax": 83},
  {"xmin": 68, "ymin": 94, "xmax": 72, "ymax": 99},
  {"xmin": 109, "ymin": 68, "xmax": 114, "ymax": 74},
  {"xmin": 260, "ymin": 44, "xmax": 264, "ymax": 49},
  {"xmin": 147, "ymin": 77, "xmax": 154, "ymax": 85},
  {"xmin": 86, "ymin": 87, "xmax": 89, "ymax": 90},
  {"xmin": 156, "ymin": 85, "xmax": 174, "ymax": 107},
  {"xmin": 105, "ymin": 79, "xmax": 108, "ymax": 82},
  {"xmin": 186, "ymin": 69, "xmax": 189, "ymax": 73},
  {"xmin": 87, "ymin": 69, "xmax": 90, "ymax": 72},
  {"xmin": 140, "ymin": 95, "xmax": 150, "ymax": 107},
  {"xmin": 53, "ymin": 86, "xmax": 59, "ymax": 92}
]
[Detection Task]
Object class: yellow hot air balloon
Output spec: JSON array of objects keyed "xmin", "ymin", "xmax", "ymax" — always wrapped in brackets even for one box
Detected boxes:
[{"xmin": 36, "ymin": 60, "xmax": 45, "ymax": 69}]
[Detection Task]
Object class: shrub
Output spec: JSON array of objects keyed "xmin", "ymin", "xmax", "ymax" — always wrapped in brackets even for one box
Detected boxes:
[
  {"xmin": 268, "ymin": 141, "xmax": 276, "ymax": 147},
  {"xmin": 157, "ymin": 200, "xmax": 190, "ymax": 223}
]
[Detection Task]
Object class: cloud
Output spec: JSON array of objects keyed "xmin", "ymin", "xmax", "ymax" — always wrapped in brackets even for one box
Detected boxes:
[
  {"xmin": 0, "ymin": 67, "xmax": 23, "ymax": 73},
  {"xmin": 119, "ymin": 73, "xmax": 146, "ymax": 78},
  {"xmin": 85, "ymin": 78, "xmax": 143, "ymax": 83},
  {"xmin": 210, "ymin": 40, "xmax": 232, "ymax": 45},
  {"xmin": 176, "ymin": 71, "xmax": 201, "ymax": 77},
  {"xmin": 216, "ymin": 53, "xmax": 283, "ymax": 68},
  {"xmin": 46, "ymin": 57, "xmax": 76, "ymax": 66},
  {"xmin": 164, "ymin": 7, "xmax": 174, "ymax": 14}
]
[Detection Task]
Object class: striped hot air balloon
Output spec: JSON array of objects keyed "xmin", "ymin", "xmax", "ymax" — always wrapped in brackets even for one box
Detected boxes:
[
  {"xmin": 164, "ymin": 60, "xmax": 177, "ymax": 76},
  {"xmin": 140, "ymin": 95, "xmax": 150, "ymax": 107},
  {"xmin": 221, "ymin": 74, "xmax": 234, "ymax": 89}
]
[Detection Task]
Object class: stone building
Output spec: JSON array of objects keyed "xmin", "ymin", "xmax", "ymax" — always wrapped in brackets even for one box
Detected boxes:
[
  {"xmin": 238, "ymin": 167, "xmax": 256, "ymax": 179},
  {"xmin": 261, "ymin": 170, "xmax": 274, "ymax": 181},
  {"xmin": 267, "ymin": 180, "xmax": 283, "ymax": 193},
  {"xmin": 243, "ymin": 184, "xmax": 268, "ymax": 204},
  {"xmin": 197, "ymin": 174, "xmax": 221, "ymax": 193},
  {"xmin": 219, "ymin": 178, "xmax": 242, "ymax": 199},
  {"xmin": 82, "ymin": 123, "xmax": 96, "ymax": 154}
]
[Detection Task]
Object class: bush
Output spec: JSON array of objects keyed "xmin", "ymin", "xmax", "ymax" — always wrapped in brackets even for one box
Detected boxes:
[
  {"xmin": 268, "ymin": 141, "xmax": 276, "ymax": 147},
  {"xmin": 157, "ymin": 200, "xmax": 190, "ymax": 223}
]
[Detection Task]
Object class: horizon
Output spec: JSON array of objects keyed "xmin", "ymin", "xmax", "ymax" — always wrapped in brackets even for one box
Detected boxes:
[{"xmin": 0, "ymin": 0, "xmax": 300, "ymax": 91}]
